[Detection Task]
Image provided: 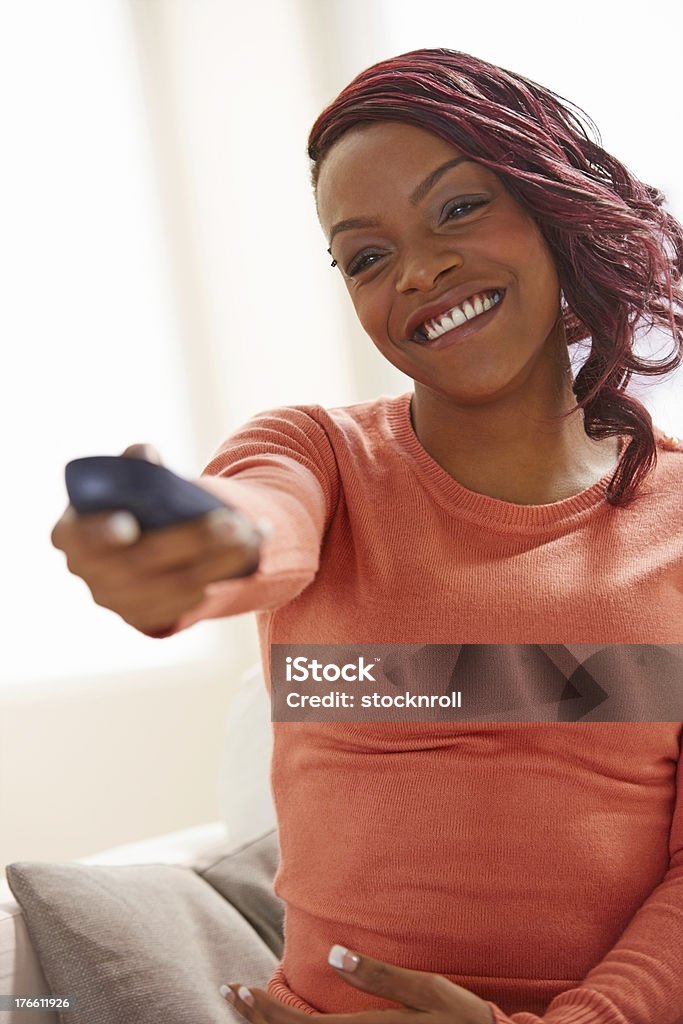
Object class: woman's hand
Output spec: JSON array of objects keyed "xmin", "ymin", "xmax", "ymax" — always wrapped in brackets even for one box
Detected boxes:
[
  {"xmin": 220, "ymin": 945, "xmax": 494, "ymax": 1024},
  {"xmin": 50, "ymin": 443, "xmax": 263, "ymax": 635}
]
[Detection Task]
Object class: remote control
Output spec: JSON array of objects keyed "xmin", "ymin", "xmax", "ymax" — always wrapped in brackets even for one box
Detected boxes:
[{"xmin": 65, "ymin": 456, "xmax": 231, "ymax": 531}]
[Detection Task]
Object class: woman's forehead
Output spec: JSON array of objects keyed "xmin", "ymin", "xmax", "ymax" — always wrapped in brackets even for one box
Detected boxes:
[{"xmin": 316, "ymin": 122, "xmax": 489, "ymax": 231}]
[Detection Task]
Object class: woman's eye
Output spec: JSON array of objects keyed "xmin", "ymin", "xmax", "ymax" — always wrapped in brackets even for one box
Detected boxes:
[
  {"xmin": 347, "ymin": 252, "xmax": 382, "ymax": 276},
  {"xmin": 343, "ymin": 199, "xmax": 488, "ymax": 277},
  {"xmin": 444, "ymin": 198, "xmax": 487, "ymax": 221}
]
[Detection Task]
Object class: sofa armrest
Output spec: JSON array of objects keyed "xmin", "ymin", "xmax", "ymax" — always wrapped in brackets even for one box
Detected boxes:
[
  {"xmin": 0, "ymin": 888, "xmax": 53, "ymax": 1024},
  {"xmin": 78, "ymin": 819, "xmax": 231, "ymax": 870}
]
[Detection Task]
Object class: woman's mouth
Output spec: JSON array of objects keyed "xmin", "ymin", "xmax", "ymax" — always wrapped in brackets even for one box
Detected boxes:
[{"xmin": 409, "ymin": 289, "xmax": 505, "ymax": 350}]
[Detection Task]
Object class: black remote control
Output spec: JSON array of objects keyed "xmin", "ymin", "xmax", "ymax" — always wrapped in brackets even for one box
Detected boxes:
[{"xmin": 65, "ymin": 456, "xmax": 231, "ymax": 531}]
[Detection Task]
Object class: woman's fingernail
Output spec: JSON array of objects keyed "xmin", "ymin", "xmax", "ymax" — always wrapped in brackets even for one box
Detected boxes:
[
  {"xmin": 328, "ymin": 944, "xmax": 360, "ymax": 972},
  {"xmin": 219, "ymin": 984, "xmax": 235, "ymax": 1003},
  {"xmin": 105, "ymin": 512, "xmax": 140, "ymax": 545},
  {"xmin": 237, "ymin": 986, "xmax": 254, "ymax": 1006},
  {"xmin": 255, "ymin": 517, "xmax": 273, "ymax": 538},
  {"xmin": 207, "ymin": 509, "xmax": 252, "ymax": 544}
]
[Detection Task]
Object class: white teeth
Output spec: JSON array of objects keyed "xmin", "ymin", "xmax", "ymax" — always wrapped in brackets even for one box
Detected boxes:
[{"xmin": 419, "ymin": 290, "xmax": 502, "ymax": 342}]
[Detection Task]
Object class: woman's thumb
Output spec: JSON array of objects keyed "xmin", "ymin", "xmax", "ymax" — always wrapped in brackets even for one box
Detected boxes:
[{"xmin": 121, "ymin": 443, "xmax": 163, "ymax": 464}]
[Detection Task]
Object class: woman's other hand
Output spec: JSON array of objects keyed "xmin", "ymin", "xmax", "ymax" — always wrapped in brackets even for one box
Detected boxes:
[
  {"xmin": 50, "ymin": 443, "xmax": 263, "ymax": 635},
  {"xmin": 221, "ymin": 945, "xmax": 494, "ymax": 1024}
]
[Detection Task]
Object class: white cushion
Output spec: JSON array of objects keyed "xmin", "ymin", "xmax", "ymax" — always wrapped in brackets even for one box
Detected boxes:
[{"xmin": 216, "ymin": 664, "xmax": 276, "ymax": 848}]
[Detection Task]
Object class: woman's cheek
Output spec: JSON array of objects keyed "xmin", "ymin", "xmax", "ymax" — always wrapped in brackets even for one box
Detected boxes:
[
  {"xmin": 352, "ymin": 298, "xmax": 379, "ymax": 342},
  {"xmin": 350, "ymin": 281, "xmax": 399, "ymax": 352},
  {"xmin": 369, "ymin": 291, "xmax": 393, "ymax": 345}
]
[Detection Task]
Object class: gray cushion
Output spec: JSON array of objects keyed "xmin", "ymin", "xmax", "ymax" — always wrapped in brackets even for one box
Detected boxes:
[
  {"xmin": 5, "ymin": 830, "xmax": 282, "ymax": 1024},
  {"xmin": 198, "ymin": 830, "xmax": 284, "ymax": 958}
]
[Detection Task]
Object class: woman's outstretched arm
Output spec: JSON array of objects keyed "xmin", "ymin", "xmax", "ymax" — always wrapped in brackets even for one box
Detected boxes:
[{"xmin": 141, "ymin": 404, "xmax": 340, "ymax": 637}]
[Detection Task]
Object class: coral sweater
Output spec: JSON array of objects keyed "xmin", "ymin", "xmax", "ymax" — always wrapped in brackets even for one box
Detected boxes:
[{"xmin": 153, "ymin": 393, "xmax": 683, "ymax": 1024}]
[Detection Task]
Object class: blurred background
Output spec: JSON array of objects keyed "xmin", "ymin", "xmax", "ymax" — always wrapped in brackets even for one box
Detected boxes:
[{"xmin": 1, "ymin": 0, "xmax": 681, "ymax": 865}]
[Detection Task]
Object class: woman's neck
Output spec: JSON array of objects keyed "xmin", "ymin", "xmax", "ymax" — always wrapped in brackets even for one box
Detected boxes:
[{"xmin": 410, "ymin": 382, "xmax": 621, "ymax": 506}]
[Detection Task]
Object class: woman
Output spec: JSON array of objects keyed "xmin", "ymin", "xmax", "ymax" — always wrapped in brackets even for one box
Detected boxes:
[{"xmin": 51, "ymin": 49, "xmax": 683, "ymax": 1023}]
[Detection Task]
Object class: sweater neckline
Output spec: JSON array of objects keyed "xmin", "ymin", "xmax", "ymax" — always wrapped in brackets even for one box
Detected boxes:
[{"xmin": 388, "ymin": 391, "xmax": 627, "ymax": 534}]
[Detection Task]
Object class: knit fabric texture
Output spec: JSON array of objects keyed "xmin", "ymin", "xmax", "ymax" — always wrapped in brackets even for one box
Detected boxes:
[{"xmin": 151, "ymin": 392, "xmax": 683, "ymax": 1024}]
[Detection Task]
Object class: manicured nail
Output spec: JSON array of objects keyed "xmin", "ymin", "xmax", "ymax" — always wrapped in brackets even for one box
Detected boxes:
[
  {"xmin": 105, "ymin": 512, "xmax": 140, "ymax": 545},
  {"xmin": 207, "ymin": 509, "xmax": 252, "ymax": 544},
  {"xmin": 237, "ymin": 986, "xmax": 254, "ymax": 1006},
  {"xmin": 219, "ymin": 984, "xmax": 234, "ymax": 1003},
  {"xmin": 255, "ymin": 517, "xmax": 273, "ymax": 538},
  {"xmin": 328, "ymin": 944, "xmax": 360, "ymax": 972}
]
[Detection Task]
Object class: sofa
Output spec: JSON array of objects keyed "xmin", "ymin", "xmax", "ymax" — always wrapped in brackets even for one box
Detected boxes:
[{"xmin": 1, "ymin": 665, "xmax": 278, "ymax": 1024}]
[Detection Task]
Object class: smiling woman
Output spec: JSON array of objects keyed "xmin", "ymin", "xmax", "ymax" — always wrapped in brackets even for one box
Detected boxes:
[
  {"xmin": 51, "ymin": 46, "xmax": 683, "ymax": 1024},
  {"xmin": 316, "ymin": 121, "xmax": 593, "ymax": 505},
  {"xmin": 310, "ymin": 50, "xmax": 683, "ymax": 508}
]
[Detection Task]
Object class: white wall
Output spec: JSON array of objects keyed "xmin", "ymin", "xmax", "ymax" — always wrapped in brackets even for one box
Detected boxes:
[
  {"xmin": 126, "ymin": 0, "xmax": 410, "ymax": 430},
  {"xmin": 0, "ymin": 662, "xmax": 242, "ymax": 863}
]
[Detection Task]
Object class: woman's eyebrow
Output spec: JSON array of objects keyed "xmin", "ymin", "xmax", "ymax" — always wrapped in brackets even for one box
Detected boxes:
[
  {"xmin": 409, "ymin": 156, "xmax": 474, "ymax": 205},
  {"xmin": 327, "ymin": 156, "xmax": 474, "ymax": 246}
]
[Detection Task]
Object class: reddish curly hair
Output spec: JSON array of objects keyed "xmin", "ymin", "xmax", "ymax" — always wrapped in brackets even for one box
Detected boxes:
[{"xmin": 307, "ymin": 48, "xmax": 683, "ymax": 506}]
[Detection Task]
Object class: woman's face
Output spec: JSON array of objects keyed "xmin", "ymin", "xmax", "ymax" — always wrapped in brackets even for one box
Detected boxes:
[{"xmin": 316, "ymin": 121, "xmax": 566, "ymax": 406}]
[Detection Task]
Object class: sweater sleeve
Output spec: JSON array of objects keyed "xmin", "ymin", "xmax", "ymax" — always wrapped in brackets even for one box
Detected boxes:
[
  {"xmin": 140, "ymin": 405, "xmax": 339, "ymax": 637},
  {"xmin": 485, "ymin": 732, "xmax": 683, "ymax": 1024}
]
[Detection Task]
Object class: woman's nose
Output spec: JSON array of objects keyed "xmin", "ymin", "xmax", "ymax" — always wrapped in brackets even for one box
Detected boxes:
[{"xmin": 395, "ymin": 246, "xmax": 463, "ymax": 293}]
